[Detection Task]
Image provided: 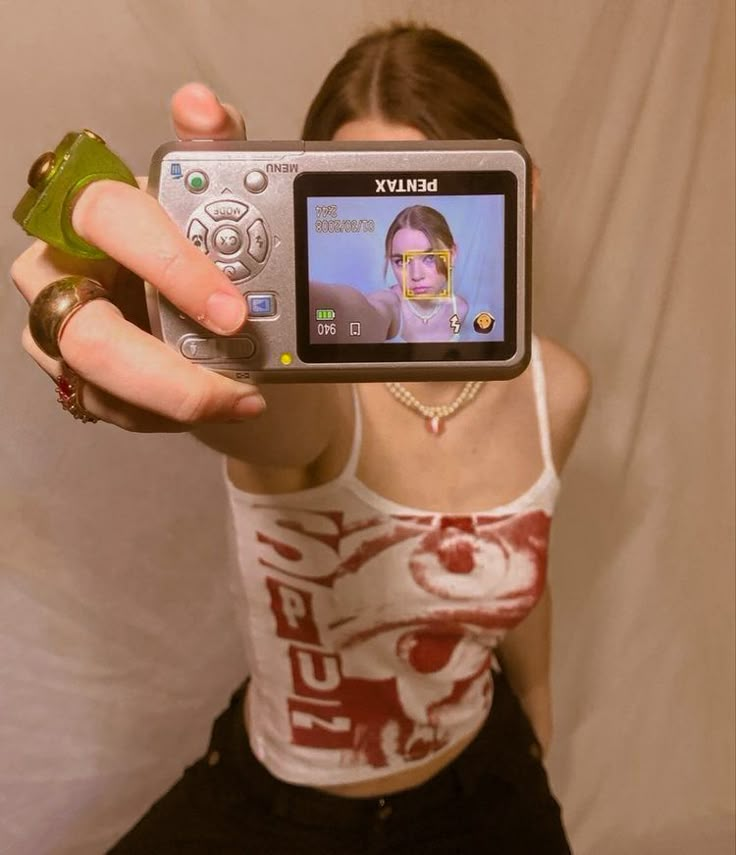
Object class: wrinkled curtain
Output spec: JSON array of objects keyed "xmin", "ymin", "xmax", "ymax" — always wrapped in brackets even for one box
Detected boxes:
[{"xmin": 0, "ymin": 2, "xmax": 733, "ymax": 853}]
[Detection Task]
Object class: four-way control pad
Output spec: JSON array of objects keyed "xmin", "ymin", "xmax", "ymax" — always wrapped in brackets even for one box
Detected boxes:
[{"xmin": 185, "ymin": 198, "xmax": 271, "ymax": 283}]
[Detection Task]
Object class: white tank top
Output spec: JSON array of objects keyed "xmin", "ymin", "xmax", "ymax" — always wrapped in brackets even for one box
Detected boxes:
[{"xmin": 224, "ymin": 338, "xmax": 560, "ymax": 787}]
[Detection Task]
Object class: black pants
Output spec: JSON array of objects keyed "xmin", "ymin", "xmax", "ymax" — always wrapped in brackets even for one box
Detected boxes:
[{"xmin": 109, "ymin": 672, "xmax": 572, "ymax": 854}]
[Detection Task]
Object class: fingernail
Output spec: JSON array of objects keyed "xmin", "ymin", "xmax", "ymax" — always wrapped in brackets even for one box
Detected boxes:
[
  {"xmin": 232, "ymin": 393, "xmax": 266, "ymax": 419},
  {"xmin": 205, "ymin": 291, "xmax": 246, "ymax": 334}
]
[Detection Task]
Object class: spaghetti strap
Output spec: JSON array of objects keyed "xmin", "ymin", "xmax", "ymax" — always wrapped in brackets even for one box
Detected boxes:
[
  {"xmin": 343, "ymin": 385, "xmax": 363, "ymax": 477},
  {"xmin": 530, "ymin": 336, "xmax": 556, "ymax": 475}
]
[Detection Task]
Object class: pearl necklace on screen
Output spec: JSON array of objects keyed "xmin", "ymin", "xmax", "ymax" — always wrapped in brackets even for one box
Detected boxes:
[
  {"xmin": 384, "ymin": 380, "xmax": 485, "ymax": 435},
  {"xmin": 404, "ymin": 298, "xmax": 442, "ymax": 324}
]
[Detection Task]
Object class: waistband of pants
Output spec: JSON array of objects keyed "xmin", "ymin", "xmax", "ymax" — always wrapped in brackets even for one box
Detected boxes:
[{"xmin": 216, "ymin": 670, "xmax": 536, "ymax": 831}]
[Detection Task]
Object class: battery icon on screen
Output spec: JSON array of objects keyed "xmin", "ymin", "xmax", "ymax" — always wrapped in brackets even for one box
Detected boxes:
[{"xmin": 315, "ymin": 308, "xmax": 336, "ymax": 320}]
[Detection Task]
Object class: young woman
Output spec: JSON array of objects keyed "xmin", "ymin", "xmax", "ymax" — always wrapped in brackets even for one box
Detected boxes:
[
  {"xmin": 310, "ymin": 204, "xmax": 467, "ymax": 344},
  {"xmin": 10, "ymin": 22, "xmax": 590, "ymax": 854},
  {"xmin": 376, "ymin": 204, "xmax": 468, "ymax": 342}
]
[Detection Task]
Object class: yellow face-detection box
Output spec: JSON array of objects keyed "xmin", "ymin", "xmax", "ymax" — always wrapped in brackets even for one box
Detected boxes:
[{"xmin": 401, "ymin": 250, "xmax": 453, "ymax": 300}]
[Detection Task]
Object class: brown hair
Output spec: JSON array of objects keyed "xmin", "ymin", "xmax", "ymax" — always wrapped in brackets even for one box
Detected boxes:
[
  {"xmin": 301, "ymin": 22, "xmax": 524, "ymax": 144},
  {"xmin": 384, "ymin": 205, "xmax": 454, "ymax": 278}
]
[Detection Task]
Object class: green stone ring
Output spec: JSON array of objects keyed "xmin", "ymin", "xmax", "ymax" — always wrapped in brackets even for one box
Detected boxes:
[{"xmin": 13, "ymin": 129, "xmax": 138, "ymax": 259}]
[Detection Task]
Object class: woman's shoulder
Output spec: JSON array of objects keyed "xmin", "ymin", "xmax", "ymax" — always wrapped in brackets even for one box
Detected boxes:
[
  {"xmin": 535, "ymin": 335, "xmax": 592, "ymax": 472},
  {"xmin": 372, "ymin": 284, "xmax": 403, "ymax": 305}
]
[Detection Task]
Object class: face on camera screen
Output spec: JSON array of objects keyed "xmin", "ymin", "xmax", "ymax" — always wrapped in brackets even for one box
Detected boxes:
[{"xmin": 294, "ymin": 172, "xmax": 519, "ymax": 363}]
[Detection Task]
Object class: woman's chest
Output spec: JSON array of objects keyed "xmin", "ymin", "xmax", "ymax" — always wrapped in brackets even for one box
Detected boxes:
[
  {"xmin": 229, "ymin": 377, "xmax": 547, "ymax": 514},
  {"xmin": 352, "ymin": 383, "xmax": 546, "ymax": 513}
]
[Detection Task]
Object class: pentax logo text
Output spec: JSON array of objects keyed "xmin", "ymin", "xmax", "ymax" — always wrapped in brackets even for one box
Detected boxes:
[{"xmin": 375, "ymin": 178, "xmax": 438, "ymax": 193}]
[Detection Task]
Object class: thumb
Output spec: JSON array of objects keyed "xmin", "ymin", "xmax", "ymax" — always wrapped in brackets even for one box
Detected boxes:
[{"xmin": 170, "ymin": 82, "xmax": 247, "ymax": 141}]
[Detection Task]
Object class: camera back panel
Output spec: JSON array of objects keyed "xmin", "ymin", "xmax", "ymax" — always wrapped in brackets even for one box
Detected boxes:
[{"xmin": 147, "ymin": 140, "xmax": 532, "ymax": 382}]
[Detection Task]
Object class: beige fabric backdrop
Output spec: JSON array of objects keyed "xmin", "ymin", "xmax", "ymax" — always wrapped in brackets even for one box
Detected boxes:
[{"xmin": 1, "ymin": 1, "xmax": 733, "ymax": 853}]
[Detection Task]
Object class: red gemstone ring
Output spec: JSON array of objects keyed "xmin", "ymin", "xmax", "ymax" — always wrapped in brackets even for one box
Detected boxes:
[{"xmin": 55, "ymin": 366, "xmax": 98, "ymax": 423}]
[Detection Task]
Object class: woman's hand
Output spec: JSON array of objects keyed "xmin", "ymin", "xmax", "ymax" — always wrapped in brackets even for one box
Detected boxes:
[{"xmin": 10, "ymin": 83, "xmax": 265, "ymax": 431}]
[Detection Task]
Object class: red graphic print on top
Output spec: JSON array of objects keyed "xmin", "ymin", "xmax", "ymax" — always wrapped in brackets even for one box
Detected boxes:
[{"xmin": 257, "ymin": 507, "xmax": 549, "ymax": 770}]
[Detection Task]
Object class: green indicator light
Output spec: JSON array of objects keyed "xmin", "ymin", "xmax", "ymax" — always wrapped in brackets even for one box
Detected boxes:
[
  {"xmin": 316, "ymin": 308, "xmax": 336, "ymax": 320},
  {"xmin": 191, "ymin": 176, "xmax": 204, "ymax": 188}
]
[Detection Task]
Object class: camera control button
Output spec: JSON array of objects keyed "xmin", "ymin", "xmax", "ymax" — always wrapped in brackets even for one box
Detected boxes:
[
  {"xmin": 221, "ymin": 336, "xmax": 257, "ymax": 359},
  {"xmin": 246, "ymin": 293, "xmax": 277, "ymax": 318},
  {"xmin": 187, "ymin": 219, "xmax": 209, "ymax": 253},
  {"xmin": 205, "ymin": 200, "xmax": 249, "ymax": 222},
  {"xmin": 213, "ymin": 225, "xmax": 243, "ymax": 256},
  {"xmin": 185, "ymin": 170, "xmax": 209, "ymax": 193},
  {"xmin": 180, "ymin": 336, "xmax": 214, "ymax": 360},
  {"xmin": 215, "ymin": 260, "xmax": 250, "ymax": 282},
  {"xmin": 247, "ymin": 220, "xmax": 269, "ymax": 263},
  {"xmin": 244, "ymin": 170, "xmax": 268, "ymax": 194},
  {"xmin": 179, "ymin": 336, "xmax": 256, "ymax": 361}
]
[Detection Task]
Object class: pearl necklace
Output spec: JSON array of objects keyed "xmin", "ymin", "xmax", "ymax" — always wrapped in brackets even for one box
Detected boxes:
[
  {"xmin": 404, "ymin": 298, "xmax": 441, "ymax": 324},
  {"xmin": 384, "ymin": 380, "xmax": 485, "ymax": 435}
]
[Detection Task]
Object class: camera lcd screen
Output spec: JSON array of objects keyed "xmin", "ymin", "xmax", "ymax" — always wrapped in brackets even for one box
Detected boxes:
[{"xmin": 293, "ymin": 171, "xmax": 519, "ymax": 364}]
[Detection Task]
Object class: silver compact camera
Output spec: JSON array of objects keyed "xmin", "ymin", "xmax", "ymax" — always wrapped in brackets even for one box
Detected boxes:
[{"xmin": 146, "ymin": 140, "xmax": 532, "ymax": 383}]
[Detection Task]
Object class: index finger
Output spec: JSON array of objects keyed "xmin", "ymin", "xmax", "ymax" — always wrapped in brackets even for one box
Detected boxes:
[{"xmin": 70, "ymin": 180, "xmax": 247, "ymax": 335}]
